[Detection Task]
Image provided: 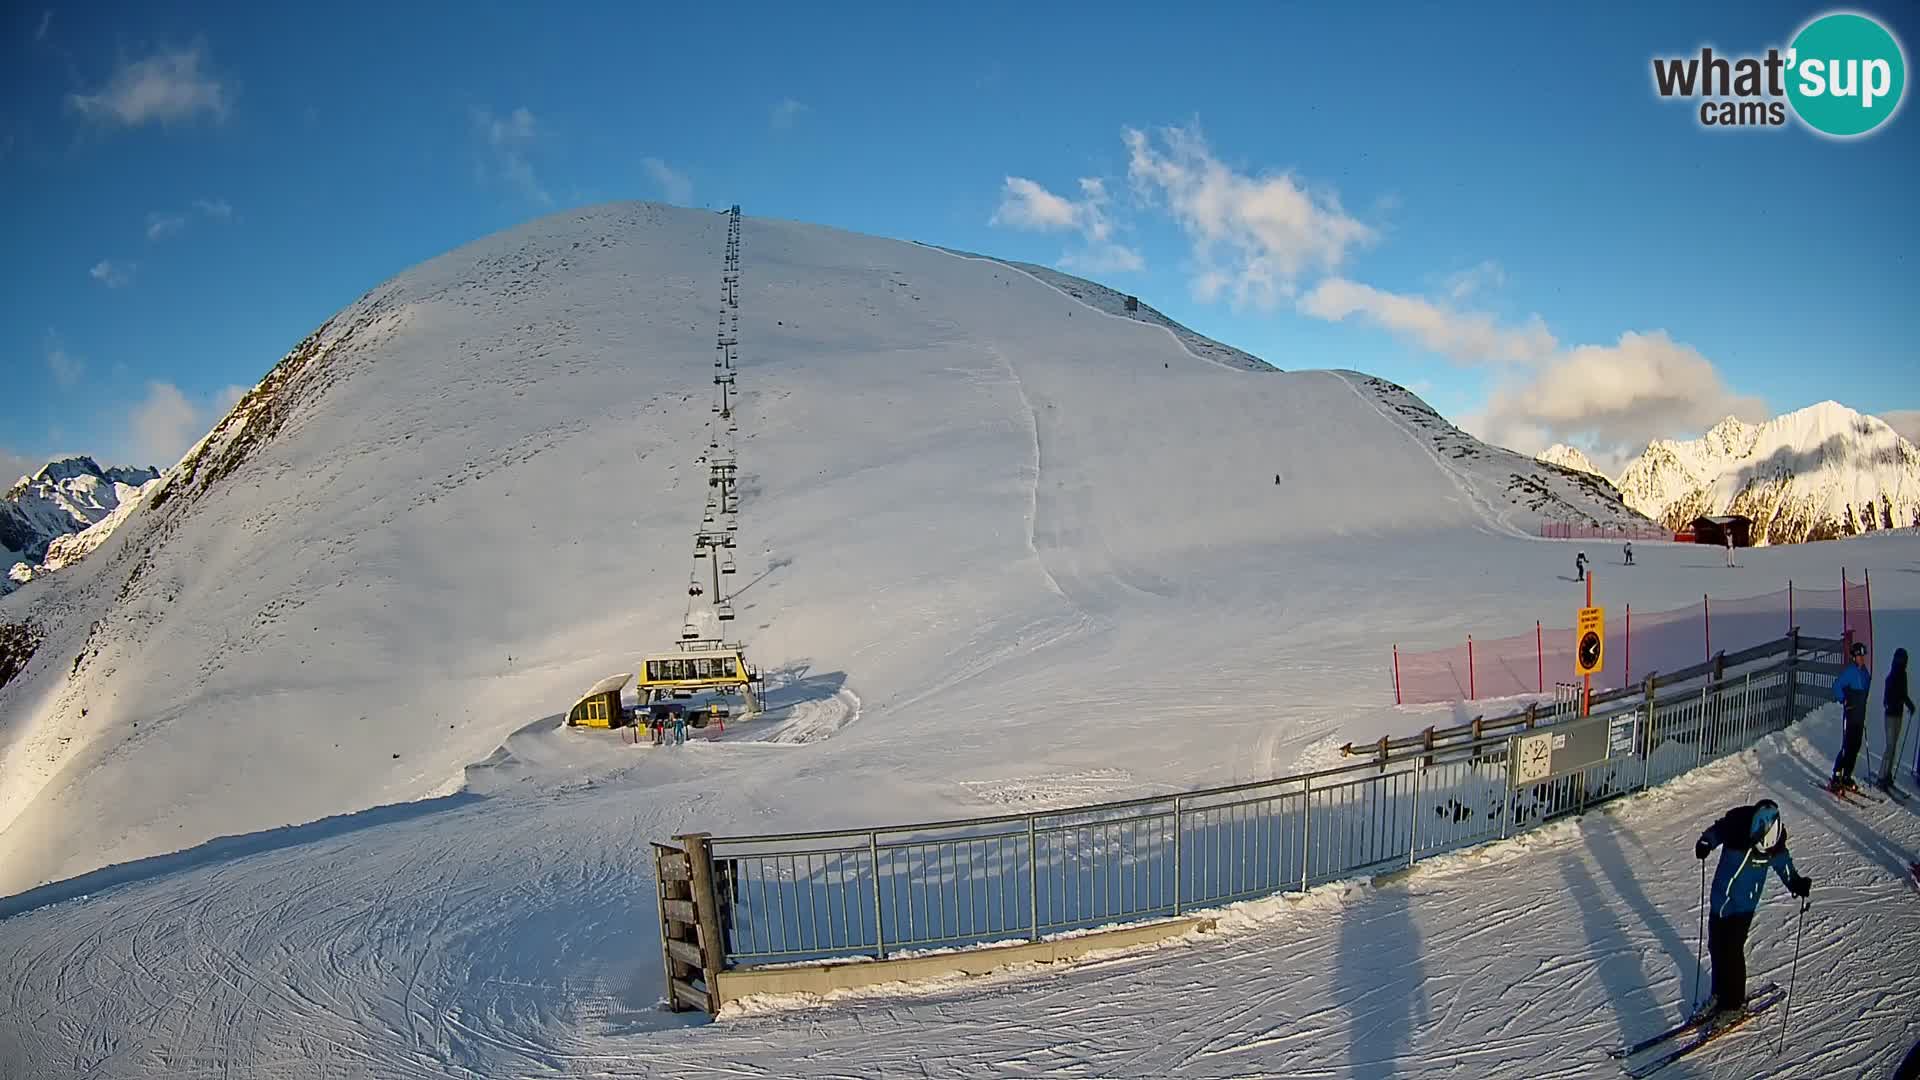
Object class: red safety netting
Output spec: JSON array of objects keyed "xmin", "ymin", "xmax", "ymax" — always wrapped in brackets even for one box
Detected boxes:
[
  {"xmin": 1539, "ymin": 522, "xmax": 1676, "ymax": 541},
  {"xmin": 1844, "ymin": 572, "xmax": 1874, "ymax": 664},
  {"xmin": 1393, "ymin": 574, "xmax": 1869, "ymax": 705}
]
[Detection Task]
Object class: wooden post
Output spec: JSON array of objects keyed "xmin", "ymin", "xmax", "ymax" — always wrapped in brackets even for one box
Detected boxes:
[
  {"xmin": 1536, "ymin": 621, "xmax": 1544, "ymax": 694},
  {"xmin": 1467, "ymin": 635, "xmax": 1476, "ymax": 701},
  {"xmin": 678, "ymin": 832, "xmax": 728, "ymax": 1014},
  {"xmin": 1422, "ymin": 726, "xmax": 1435, "ymax": 769},
  {"xmin": 1525, "ymin": 702, "xmax": 1538, "ymax": 729},
  {"xmin": 1393, "ymin": 645, "xmax": 1402, "ymax": 706},
  {"xmin": 1703, "ymin": 594, "xmax": 1711, "ymax": 664},
  {"xmin": 1377, "ymin": 734, "xmax": 1390, "ymax": 772},
  {"xmin": 654, "ymin": 841, "xmax": 706, "ymax": 1013}
]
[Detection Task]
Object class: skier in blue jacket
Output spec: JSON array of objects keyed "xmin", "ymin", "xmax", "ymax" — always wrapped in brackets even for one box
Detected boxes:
[
  {"xmin": 1831, "ymin": 641, "xmax": 1873, "ymax": 790},
  {"xmin": 1694, "ymin": 799, "xmax": 1811, "ymax": 1017}
]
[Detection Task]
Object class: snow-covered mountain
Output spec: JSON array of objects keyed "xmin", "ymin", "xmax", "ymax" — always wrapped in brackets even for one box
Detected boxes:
[
  {"xmin": 1613, "ymin": 402, "xmax": 1920, "ymax": 544},
  {"xmin": 1352, "ymin": 378, "xmax": 1653, "ymax": 532},
  {"xmin": 0, "ymin": 201, "xmax": 1660, "ymax": 896},
  {"xmin": 1, "ymin": 457, "xmax": 158, "ymax": 561},
  {"xmin": 1, "ymin": 458, "xmax": 161, "ymax": 594},
  {"xmin": 1536, "ymin": 443, "xmax": 1602, "ymax": 478},
  {"xmin": 2, "ymin": 203, "xmax": 1917, "ymax": 1080}
]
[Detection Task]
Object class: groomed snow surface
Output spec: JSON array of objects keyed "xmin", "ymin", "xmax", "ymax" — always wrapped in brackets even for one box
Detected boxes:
[{"xmin": 1, "ymin": 204, "xmax": 1916, "ymax": 1077}]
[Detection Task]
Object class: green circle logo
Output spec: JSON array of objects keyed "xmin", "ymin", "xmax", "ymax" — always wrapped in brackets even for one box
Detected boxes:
[{"xmin": 1787, "ymin": 12, "xmax": 1906, "ymax": 137}]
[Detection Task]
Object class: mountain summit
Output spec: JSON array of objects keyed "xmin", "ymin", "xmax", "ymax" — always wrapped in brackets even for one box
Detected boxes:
[
  {"xmin": 2, "ymin": 456, "xmax": 160, "ymax": 570},
  {"xmin": 1613, "ymin": 401, "xmax": 1920, "ymax": 543}
]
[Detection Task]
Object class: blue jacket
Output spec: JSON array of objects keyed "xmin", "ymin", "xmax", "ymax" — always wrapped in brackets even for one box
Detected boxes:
[
  {"xmin": 1700, "ymin": 804, "xmax": 1798, "ymax": 918},
  {"xmin": 1833, "ymin": 662, "xmax": 1872, "ymax": 721}
]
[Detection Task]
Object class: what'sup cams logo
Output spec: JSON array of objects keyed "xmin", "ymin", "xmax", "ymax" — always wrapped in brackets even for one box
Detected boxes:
[{"xmin": 1652, "ymin": 10, "xmax": 1906, "ymax": 137}]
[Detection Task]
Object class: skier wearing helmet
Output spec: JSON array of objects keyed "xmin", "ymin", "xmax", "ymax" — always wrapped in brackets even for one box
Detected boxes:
[
  {"xmin": 1694, "ymin": 799, "xmax": 1811, "ymax": 1018},
  {"xmin": 1831, "ymin": 640, "xmax": 1873, "ymax": 791}
]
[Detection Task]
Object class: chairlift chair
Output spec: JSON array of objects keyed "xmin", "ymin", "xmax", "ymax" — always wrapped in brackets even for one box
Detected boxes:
[
  {"xmin": 717, "ymin": 602, "xmax": 735, "ymax": 621},
  {"xmin": 721, "ymin": 560, "xmax": 737, "ymax": 575}
]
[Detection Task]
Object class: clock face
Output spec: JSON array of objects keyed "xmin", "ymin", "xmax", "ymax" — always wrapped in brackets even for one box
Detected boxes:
[
  {"xmin": 1515, "ymin": 733, "xmax": 1554, "ymax": 783},
  {"xmin": 1578, "ymin": 631, "xmax": 1602, "ymax": 672}
]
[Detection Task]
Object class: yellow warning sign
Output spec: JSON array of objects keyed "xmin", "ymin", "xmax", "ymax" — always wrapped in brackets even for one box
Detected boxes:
[{"xmin": 1576, "ymin": 606, "xmax": 1605, "ymax": 677}]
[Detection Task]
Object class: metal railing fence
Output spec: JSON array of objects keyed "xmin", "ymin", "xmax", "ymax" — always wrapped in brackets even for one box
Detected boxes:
[{"xmin": 694, "ymin": 638, "xmax": 1839, "ymax": 969}]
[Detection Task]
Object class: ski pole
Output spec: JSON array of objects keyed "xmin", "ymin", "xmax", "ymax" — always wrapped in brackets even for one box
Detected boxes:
[
  {"xmin": 1776, "ymin": 899, "xmax": 1810, "ymax": 1054},
  {"xmin": 1693, "ymin": 857, "xmax": 1708, "ymax": 1011}
]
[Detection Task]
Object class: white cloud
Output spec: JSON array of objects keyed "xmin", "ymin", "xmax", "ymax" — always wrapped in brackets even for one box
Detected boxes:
[
  {"xmin": 643, "ymin": 157, "xmax": 693, "ymax": 204},
  {"xmin": 992, "ymin": 176, "xmax": 1086, "ymax": 232},
  {"xmin": 1442, "ymin": 260, "xmax": 1505, "ymax": 301},
  {"xmin": 45, "ymin": 332, "xmax": 84, "ymax": 387},
  {"xmin": 990, "ymin": 175, "xmax": 1143, "ymax": 275},
  {"xmin": 35, "ymin": 10, "xmax": 52, "ymax": 42},
  {"xmin": 193, "ymin": 197, "xmax": 232, "ymax": 219},
  {"xmin": 770, "ymin": 98, "xmax": 809, "ymax": 130},
  {"xmin": 1464, "ymin": 331, "xmax": 1767, "ymax": 465},
  {"xmin": 1123, "ymin": 124, "xmax": 1372, "ymax": 308},
  {"xmin": 89, "ymin": 259, "xmax": 134, "ymax": 288},
  {"xmin": 127, "ymin": 381, "xmax": 247, "ymax": 468},
  {"xmin": 1298, "ymin": 277, "xmax": 1557, "ymax": 365},
  {"xmin": 69, "ymin": 43, "xmax": 229, "ymax": 127},
  {"xmin": 146, "ymin": 212, "xmax": 187, "ymax": 241},
  {"xmin": 1881, "ymin": 410, "xmax": 1920, "ymax": 448},
  {"xmin": 470, "ymin": 106, "xmax": 550, "ymax": 206}
]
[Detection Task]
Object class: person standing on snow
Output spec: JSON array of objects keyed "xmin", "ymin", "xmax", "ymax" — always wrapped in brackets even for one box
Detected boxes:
[
  {"xmin": 1723, "ymin": 532, "xmax": 1736, "ymax": 567},
  {"xmin": 1879, "ymin": 647, "xmax": 1915, "ymax": 791},
  {"xmin": 1694, "ymin": 799, "xmax": 1811, "ymax": 1017},
  {"xmin": 1575, "ymin": 551, "xmax": 1588, "ymax": 581},
  {"xmin": 1831, "ymin": 641, "xmax": 1873, "ymax": 791},
  {"xmin": 1623, "ymin": 541, "xmax": 1635, "ymax": 566}
]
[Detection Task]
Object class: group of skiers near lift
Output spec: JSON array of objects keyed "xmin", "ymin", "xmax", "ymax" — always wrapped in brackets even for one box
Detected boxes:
[{"xmin": 1688, "ymin": 640, "xmax": 1917, "ymax": 1033}]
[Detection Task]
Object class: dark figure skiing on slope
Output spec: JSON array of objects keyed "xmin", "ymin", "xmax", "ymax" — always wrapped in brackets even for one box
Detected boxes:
[
  {"xmin": 1575, "ymin": 551, "xmax": 1588, "ymax": 581},
  {"xmin": 1694, "ymin": 799, "xmax": 1810, "ymax": 1018},
  {"xmin": 1879, "ymin": 647, "xmax": 1916, "ymax": 793},
  {"xmin": 1832, "ymin": 641, "xmax": 1873, "ymax": 791},
  {"xmin": 1623, "ymin": 541, "xmax": 1634, "ymax": 566}
]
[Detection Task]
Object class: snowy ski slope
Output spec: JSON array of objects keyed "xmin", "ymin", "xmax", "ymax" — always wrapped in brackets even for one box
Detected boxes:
[
  {"xmin": 1, "ymin": 204, "xmax": 1916, "ymax": 1077},
  {"xmin": 0, "ymin": 202, "xmax": 1612, "ymax": 894}
]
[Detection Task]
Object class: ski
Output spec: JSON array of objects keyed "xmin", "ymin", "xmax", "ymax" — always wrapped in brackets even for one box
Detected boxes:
[
  {"xmin": 1820, "ymin": 781, "xmax": 1884, "ymax": 805},
  {"xmin": 1621, "ymin": 988, "xmax": 1784, "ymax": 1077},
  {"xmin": 1608, "ymin": 983, "xmax": 1779, "ymax": 1060}
]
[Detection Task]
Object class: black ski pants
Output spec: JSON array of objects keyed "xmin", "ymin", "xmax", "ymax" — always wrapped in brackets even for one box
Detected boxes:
[
  {"xmin": 1708, "ymin": 911, "xmax": 1754, "ymax": 1009},
  {"xmin": 1834, "ymin": 708, "xmax": 1867, "ymax": 781}
]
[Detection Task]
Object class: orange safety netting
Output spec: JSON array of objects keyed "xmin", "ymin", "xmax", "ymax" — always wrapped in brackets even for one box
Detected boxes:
[{"xmin": 1393, "ymin": 573, "xmax": 1875, "ymax": 704}]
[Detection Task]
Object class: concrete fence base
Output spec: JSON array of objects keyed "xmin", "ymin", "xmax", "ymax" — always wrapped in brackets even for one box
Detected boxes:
[{"xmin": 713, "ymin": 915, "xmax": 1218, "ymax": 1006}]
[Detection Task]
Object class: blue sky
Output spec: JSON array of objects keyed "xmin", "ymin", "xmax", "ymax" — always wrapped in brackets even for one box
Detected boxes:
[{"xmin": 3, "ymin": 0, "xmax": 1915, "ymax": 478}]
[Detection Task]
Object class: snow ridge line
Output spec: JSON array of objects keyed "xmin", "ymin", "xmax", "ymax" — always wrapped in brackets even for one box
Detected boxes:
[
  {"xmin": 922, "ymin": 246, "xmax": 1255, "ymax": 375},
  {"xmin": 1330, "ymin": 371, "xmax": 1530, "ymax": 540}
]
